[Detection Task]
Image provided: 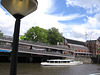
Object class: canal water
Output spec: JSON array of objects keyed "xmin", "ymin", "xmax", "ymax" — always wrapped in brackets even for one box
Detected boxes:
[{"xmin": 0, "ymin": 63, "xmax": 100, "ymax": 75}]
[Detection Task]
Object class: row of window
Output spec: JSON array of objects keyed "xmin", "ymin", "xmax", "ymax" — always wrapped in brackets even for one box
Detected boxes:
[{"xmin": 75, "ymin": 50, "xmax": 88, "ymax": 52}]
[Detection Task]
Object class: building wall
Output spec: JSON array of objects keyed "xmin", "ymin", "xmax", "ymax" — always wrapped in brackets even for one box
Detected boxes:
[{"xmin": 64, "ymin": 38, "xmax": 90, "ymax": 56}]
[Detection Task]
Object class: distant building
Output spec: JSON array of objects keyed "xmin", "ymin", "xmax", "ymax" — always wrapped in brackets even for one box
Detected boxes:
[
  {"xmin": 64, "ymin": 38, "xmax": 91, "ymax": 56},
  {"xmin": 85, "ymin": 37, "xmax": 100, "ymax": 56},
  {"xmin": 86, "ymin": 37, "xmax": 100, "ymax": 63}
]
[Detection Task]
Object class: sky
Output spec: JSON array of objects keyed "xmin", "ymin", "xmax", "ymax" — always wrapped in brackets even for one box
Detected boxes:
[{"xmin": 0, "ymin": 0, "xmax": 100, "ymax": 42}]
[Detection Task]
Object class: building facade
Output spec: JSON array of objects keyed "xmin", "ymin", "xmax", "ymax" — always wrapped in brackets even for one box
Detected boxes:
[{"xmin": 64, "ymin": 38, "xmax": 91, "ymax": 57}]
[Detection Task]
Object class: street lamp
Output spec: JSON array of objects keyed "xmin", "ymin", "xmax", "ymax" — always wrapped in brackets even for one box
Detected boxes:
[{"xmin": 1, "ymin": 0, "xmax": 38, "ymax": 75}]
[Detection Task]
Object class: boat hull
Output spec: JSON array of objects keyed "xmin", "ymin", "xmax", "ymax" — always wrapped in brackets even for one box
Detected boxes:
[{"xmin": 41, "ymin": 61, "xmax": 83, "ymax": 66}]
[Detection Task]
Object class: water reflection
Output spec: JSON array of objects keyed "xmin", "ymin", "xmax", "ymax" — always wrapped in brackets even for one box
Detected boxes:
[{"xmin": 0, "ymin": 63, "xmax": 100, "ymax": 75}]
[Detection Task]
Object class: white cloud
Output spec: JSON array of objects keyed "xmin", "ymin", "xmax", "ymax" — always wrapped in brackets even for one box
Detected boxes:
[
  {"xmin": 66, "ymin": 0, "xmax": 100, "ymax": 14},
  {"xmin": 0, "ymin": 0, "xmax": 85, "ymax": 37},
  {"xmin": 63, "ymin": 0, "xmax": 100, "ymax": 41},
  {"xmin": 0, "ymin": 7, "xmax": 15, "ymax": 35},
  {"xmin": 37, "ymin": 0, "xmax": 56, "ymax": 13},
  {"xmin": 0, "ymin": 0, "xmax": 56, "ymax": 35},
  {"xmin": 56, "ymin": 14, "xmax": 85, "ymax": 21},
  {"xmin": 0, "ymin": 0, "xmax": 100, "ymax": 42},
  {"xmin": 63, "ymin": 13, "xmax": 100, "ymax": 41}
]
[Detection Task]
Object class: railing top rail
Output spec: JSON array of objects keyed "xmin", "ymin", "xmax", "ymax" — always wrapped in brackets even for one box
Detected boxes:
[{"xmin": 0, "ymin": 36, "xmax": 73, "ymax": 51}]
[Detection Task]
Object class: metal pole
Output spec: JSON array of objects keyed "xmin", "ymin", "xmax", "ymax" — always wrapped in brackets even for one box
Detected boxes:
[{"xmin": 10, "ymin": 18, "xmax": 21, "ymax": 75}]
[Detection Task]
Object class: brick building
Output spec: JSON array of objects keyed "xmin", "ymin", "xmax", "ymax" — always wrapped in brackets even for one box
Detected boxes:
[{"xmin": 64, "ymin": 38, "xmax": 91, "ymax": 56}]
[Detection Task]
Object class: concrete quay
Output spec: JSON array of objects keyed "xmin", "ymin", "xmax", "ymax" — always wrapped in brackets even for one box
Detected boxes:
[{"xmin": 75, "ymin": 57, "xmax": 92, "ymax": 64}]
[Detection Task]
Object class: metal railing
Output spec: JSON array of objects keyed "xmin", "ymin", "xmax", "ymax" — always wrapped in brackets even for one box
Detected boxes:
[
  {"xmin": 0, "ymin": 36, "xmax": 72, "ymax": 51},
  {"xmin": 0, "ymin": 42, "xmax": 74, "ymax": 58}
]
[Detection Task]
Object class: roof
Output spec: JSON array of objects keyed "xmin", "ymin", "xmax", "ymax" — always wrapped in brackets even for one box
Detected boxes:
[
  {"xmin": 97, "ymin": 37, "xmax": 100, "ymax": 42},
  {"xmin": 64, "ymin": 38, "xmax": 85, "ymax": 45}
]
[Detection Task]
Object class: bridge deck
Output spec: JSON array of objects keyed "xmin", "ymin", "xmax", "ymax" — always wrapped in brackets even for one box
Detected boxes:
[
  {"xmin": 0, "ymin": 38, "xmax": 73, "ymax": 51},
  {"xmin": 0, "ymin": 37, "xmax": 74, "ymax": 58}
]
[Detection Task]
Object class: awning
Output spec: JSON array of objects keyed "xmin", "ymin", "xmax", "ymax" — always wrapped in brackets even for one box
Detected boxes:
[{"xmin": 0, "ymin": 49, "xmax": 11, "ymax": 52}]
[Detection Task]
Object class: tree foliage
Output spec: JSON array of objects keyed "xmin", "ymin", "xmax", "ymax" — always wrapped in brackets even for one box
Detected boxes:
[
  {"xmin": 0, "ymin": 29, "xmax": 3, "ymax": 37},
  {"xmin": 19, "ymin": 35, "xmax": 26, "ymax": 40},
  {"xmin": 47, "ymin": 27, "xmax": 63, "ymax": 45},
  {"xmin": 24, "ymin": 26, "xmax": 48, "ymax": 43},
  {"xmin": 0, "ymin": 33, "xmax": 3, "ymax": 37},
  {"xmin": 21, "ymin": 26, "xmax": 64, "ymax": 45}
]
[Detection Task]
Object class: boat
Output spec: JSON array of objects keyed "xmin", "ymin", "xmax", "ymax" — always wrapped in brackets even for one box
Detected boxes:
[
  {"xmin": 89, "ymin": 73, "xmax": 100, "ymax": 75},
  {"xmin": 41, "ymin": 59, "xmax": 83, "ymax": 66}
]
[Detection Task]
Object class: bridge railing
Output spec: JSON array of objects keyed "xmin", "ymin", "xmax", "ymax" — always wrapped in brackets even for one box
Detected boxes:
[
  {"xmin": 0, "ymin": 36, "xmax": 13, "ymax": 41},
  {"xmin": 19, "ymin": 39, "xmax": 70, "ymax": 50},
  {"xmin": 0, "ymin": 44, "xmax": 11, "ymax": 50},
  {"xmin": 0, "ymin": 42, "xmax": 74, "ymax": 58},
  {"xmin": 18, "ymin": 46, "xmax": 73, "ymax": 57},
  {"xmin": 0, "ymin": 36, "xmax": 72, "ymax": 51}
]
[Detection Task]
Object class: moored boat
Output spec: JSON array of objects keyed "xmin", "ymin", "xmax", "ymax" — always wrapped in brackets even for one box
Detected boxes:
[
  {"xmin": 89, "ymin": 73, "xmax": 100, "ymax": 75},
  {"xmin": 41, "ymin": 59, "xmax": 83, "ymax": 66}
]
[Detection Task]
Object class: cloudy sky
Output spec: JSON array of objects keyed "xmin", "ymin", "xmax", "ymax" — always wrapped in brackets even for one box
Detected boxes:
[{"xmin": 0, "ymin": 0, "xmax": 100, "ymax": 42}]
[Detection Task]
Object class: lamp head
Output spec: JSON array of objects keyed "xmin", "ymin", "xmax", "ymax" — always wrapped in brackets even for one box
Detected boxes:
[{"xmin": 1, "ymin": 0, "xmax": 38, "ymax": 19}]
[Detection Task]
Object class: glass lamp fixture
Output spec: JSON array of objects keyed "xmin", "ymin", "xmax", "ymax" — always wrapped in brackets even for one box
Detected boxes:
[{"xmin": 1, "ymin": 0, "xmax": 38, "ymax": 19}]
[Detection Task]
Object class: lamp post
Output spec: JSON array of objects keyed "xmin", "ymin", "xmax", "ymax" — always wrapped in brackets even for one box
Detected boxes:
[{"xmin": 1, "ymin": 0, "xmax": 38, "ymax": 75}]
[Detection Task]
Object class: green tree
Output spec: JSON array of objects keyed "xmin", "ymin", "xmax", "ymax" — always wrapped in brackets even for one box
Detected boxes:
[
  {"xmin": 0, "ymin": 33, "xmax": 3, "ymax": 36},
  {"xmin": 19, "ymin": 35, "xmax": 26, "ymax": 40},
  {"xmin": 47, "ymin": 27, "xmax": 63, "ymax": 45},
  {"xmin": 0, "ymin": 29, "xmax": 3, "ymax": 37},
  {"xmin": 24, "ymin": 26, "xmax": 48, "ymax": 43}
]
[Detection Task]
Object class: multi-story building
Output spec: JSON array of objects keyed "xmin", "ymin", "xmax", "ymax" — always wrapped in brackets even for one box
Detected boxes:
[
  {"xmin": 86, "ymin": 37, "xmax": 100, "ymax": 63},
  {"xmin": 64, "ymin": 38, "xmax": 91, "ymax": 57}
]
